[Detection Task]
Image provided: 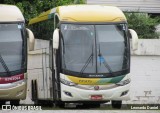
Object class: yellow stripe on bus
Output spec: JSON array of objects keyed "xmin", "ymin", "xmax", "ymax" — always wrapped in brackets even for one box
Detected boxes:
[
  {"xmin": 29, "ymin": 10, "xmax": 52, "ymax": 25},
  {"xmin": 67, "ymin": 75, "xmax": 112, "ymax": 85}
]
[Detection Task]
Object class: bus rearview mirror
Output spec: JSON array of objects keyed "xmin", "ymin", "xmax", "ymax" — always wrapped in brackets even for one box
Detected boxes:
[
  {"xmin": 26, "ymin": 28, "xmax": 35, "ymax": 51},
  {"xmin": 53, "ymin": 28, "xmax": 59, "ymax": 49},
  {"xmin": 129, "ymin": 29, "xmax": 138, "ymax": 51}
]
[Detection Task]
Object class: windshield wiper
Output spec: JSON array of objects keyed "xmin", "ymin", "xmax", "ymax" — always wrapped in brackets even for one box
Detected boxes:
[
  {"xmin": 80, "ymin": 45, "xmax": 94, "ymax": 74},
  {"xmin": 98, "ymin": 44, "xmax": 114, "ymax": 75},
  {"xmin": 0, "ymin": 53, "xmax": 11, "ymax": 76}
]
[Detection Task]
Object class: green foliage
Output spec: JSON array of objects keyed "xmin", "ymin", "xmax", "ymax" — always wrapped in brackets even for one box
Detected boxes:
[
  {"xmin": 1, "ymin": 0, "xmax": 85, "ymax": 23},
  {"xmin": 125, "ymin": 13, "xmax": 160, "ymax": 39},
  {"xmin": 1, "ymin": 0, "xmax": 85, "ymax": 40},
  {"xmin": 2, "ymin": 1, "xmax": 159, "ymax": 39},
  {"xmin": 29, "ymin": 19, "xmax": 55, "ymax": 40}
]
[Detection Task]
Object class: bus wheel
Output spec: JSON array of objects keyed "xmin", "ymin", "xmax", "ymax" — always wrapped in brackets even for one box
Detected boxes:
[
  {"xmin": 111, "ymin": 100, "xmax": 122, "ymax": 109},
  {"xmin": 58, "ymin": 102, "xmax": 65, "ymax": 108},
  {"xmin": 10, "ymin": 100, "xmax": 20, "ymax": 106}
]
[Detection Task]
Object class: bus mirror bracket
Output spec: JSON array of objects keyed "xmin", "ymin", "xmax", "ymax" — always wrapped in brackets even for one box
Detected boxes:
[
  {"xmin": 129, "ymin": 29, "xmax": 138, "ymax": 51},
  {"xmin": 26, "ymin": 28, "xmax": 35, "ymax": 51},
  {"xmin": 53, "ymin": 28, "xmax": 59, "ymax": 49}
]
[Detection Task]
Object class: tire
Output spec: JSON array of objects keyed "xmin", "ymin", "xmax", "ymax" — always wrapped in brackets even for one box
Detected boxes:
[
  {"xmin": 10, "ymin": 100, "xmax": 20, "ymax": 106},
  {"xmin": 111, "ymin": 100, "xmax": 122, "ymax": 109},
  {"xmin": 46, "ymin": 101, "xmax": 53, "ymax": 107},
  {"xmin": 58, "ymin": 102, "xmax": 65, "ymax": 108}
]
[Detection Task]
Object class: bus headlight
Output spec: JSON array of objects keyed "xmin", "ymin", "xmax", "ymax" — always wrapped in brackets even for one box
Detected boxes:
[
  {"xmin": 116, "ymin": 79, "xmax": 131, "ymax": 86},
  {"xmin": 60, "ymin": 78, "xmax": 77, "ymax": 86}
]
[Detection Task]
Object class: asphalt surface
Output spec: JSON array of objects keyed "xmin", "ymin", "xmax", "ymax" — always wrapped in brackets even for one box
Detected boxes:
[{"xmin": 1, "ymin": 110, "xmax": 160, "ymax": 113}]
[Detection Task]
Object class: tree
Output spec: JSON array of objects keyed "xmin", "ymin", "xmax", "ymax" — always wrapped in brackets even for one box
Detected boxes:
[
  {"xmin": 1, "ymin": 0, "xmax": 85, "ymax": 22},
  {"xmin": 1, "ymin": 0, "xmax": 85, "ymax": 40},
  {"xmin": 125, "ymin": 13, "xmax": 160, "ymax": 39}
]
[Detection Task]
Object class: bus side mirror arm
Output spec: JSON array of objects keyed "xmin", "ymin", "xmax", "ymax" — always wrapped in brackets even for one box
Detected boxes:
[
  {"xmin": 129, "ymin": 29, "xmax": 138, "ymax": 51},
  {"xmin": 26, "ymin": 28, "xmax": 35, "ymax": 51},
  {"xmin": 53, "ymin": 28, "xmax": 59, "ymax": 49}
]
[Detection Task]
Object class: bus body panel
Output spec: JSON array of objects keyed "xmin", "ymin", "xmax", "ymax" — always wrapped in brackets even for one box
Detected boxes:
[
  {"xmin": 0, "ymin": 5, "xmax": 27, "ymax": 103},
  {"xmin": 0, "ymin": 4, "xmax": 24, "ymax": 22},
  {"xmin": 57, "ymin": 5, "xmax": 126, "ymax": 22},
  {"xmin": 34, "ymin": 68, "xmax": 52, "ymax": 100},
  {"xmin": 29, "ymin": 5, "xmax": 127, "ymax": 25},
  {"xmin": 61, "ymin": 83, "xmax": 130, "ymax": 101},
  {"xmin": 60, "ymin": 73, "xmax": 130, "ymax": 101},
  {"xmin": 28, "ymin": 5, "xmax": 134, "ymax": 107},
  {"xmin": 0, "ymin": 73, "xmax": 27, "ymax": 100}
]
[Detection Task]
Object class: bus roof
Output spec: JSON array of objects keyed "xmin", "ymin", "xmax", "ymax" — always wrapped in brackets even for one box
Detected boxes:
[
  {"xmin": 29, "ymin": 5, "xmax": 126, "ymax": 25},
  {"xmin": 0, "ymin": 4, "xmax": 24, "ymax": 22}
]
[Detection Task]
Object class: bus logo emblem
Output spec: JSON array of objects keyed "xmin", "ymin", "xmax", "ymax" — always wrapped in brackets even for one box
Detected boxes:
[{"xmin": 94, "ymin": 86, "xmax": 99, "ymax": 90}]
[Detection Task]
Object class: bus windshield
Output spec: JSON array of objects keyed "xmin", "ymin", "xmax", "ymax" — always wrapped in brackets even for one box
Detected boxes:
[
  {"xmin": 61, "ymin": 24, "xmax": 129, "ymax": 77},
  {"xmin": 0, "ymin": 23, "xmax": 25, "ymax": 77}
]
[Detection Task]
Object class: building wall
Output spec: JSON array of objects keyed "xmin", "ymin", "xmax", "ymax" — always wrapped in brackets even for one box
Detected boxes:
[
  {"xmin": 132, "ymin": 39, "xmax": 160, "ymax": 55},
  {"xmin": 87, "ymin": 0, "xmax": 160, "ymax": 14},
  {"xmin": 130, "ymin": 56, "xmax": 160, "ymax": 104}
]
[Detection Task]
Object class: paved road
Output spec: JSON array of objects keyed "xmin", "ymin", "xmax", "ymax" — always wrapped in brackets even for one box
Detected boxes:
[{"xmin": 1, "ymin": 110, "xmax": 160, "ymax": 113}]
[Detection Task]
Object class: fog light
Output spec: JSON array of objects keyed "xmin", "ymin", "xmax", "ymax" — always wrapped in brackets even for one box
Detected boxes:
[
  {"xmin": 120, "ymin": 90, "xmax": 129, "ymax": 97},
  {"xmin": 64, "ymin": 91, "xmax": 73, "ymax": 97}
]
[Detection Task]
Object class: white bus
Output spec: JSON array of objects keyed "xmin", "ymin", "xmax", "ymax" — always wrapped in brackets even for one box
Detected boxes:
[
  {"xmin": 0, "ymin": 4, "xmax": 34, "ymax": 105},
  {"xmin": 29, "ymin": 5, "xmax": 138, "ymax": 108}
]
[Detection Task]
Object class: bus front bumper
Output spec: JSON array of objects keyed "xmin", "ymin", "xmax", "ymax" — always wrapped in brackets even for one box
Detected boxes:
[
  {"xmin": 61, "ymin": 83, "xmax": 130, "ymax": 102},
  {"xmin": 0, "ymin": 80, "xmax": 27, "ymax": 100}
]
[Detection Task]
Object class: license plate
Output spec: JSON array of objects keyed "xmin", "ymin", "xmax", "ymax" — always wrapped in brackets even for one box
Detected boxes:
[{"xmin": 91, "ymin": 95, "xmax": 102, "ymax": 100}]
